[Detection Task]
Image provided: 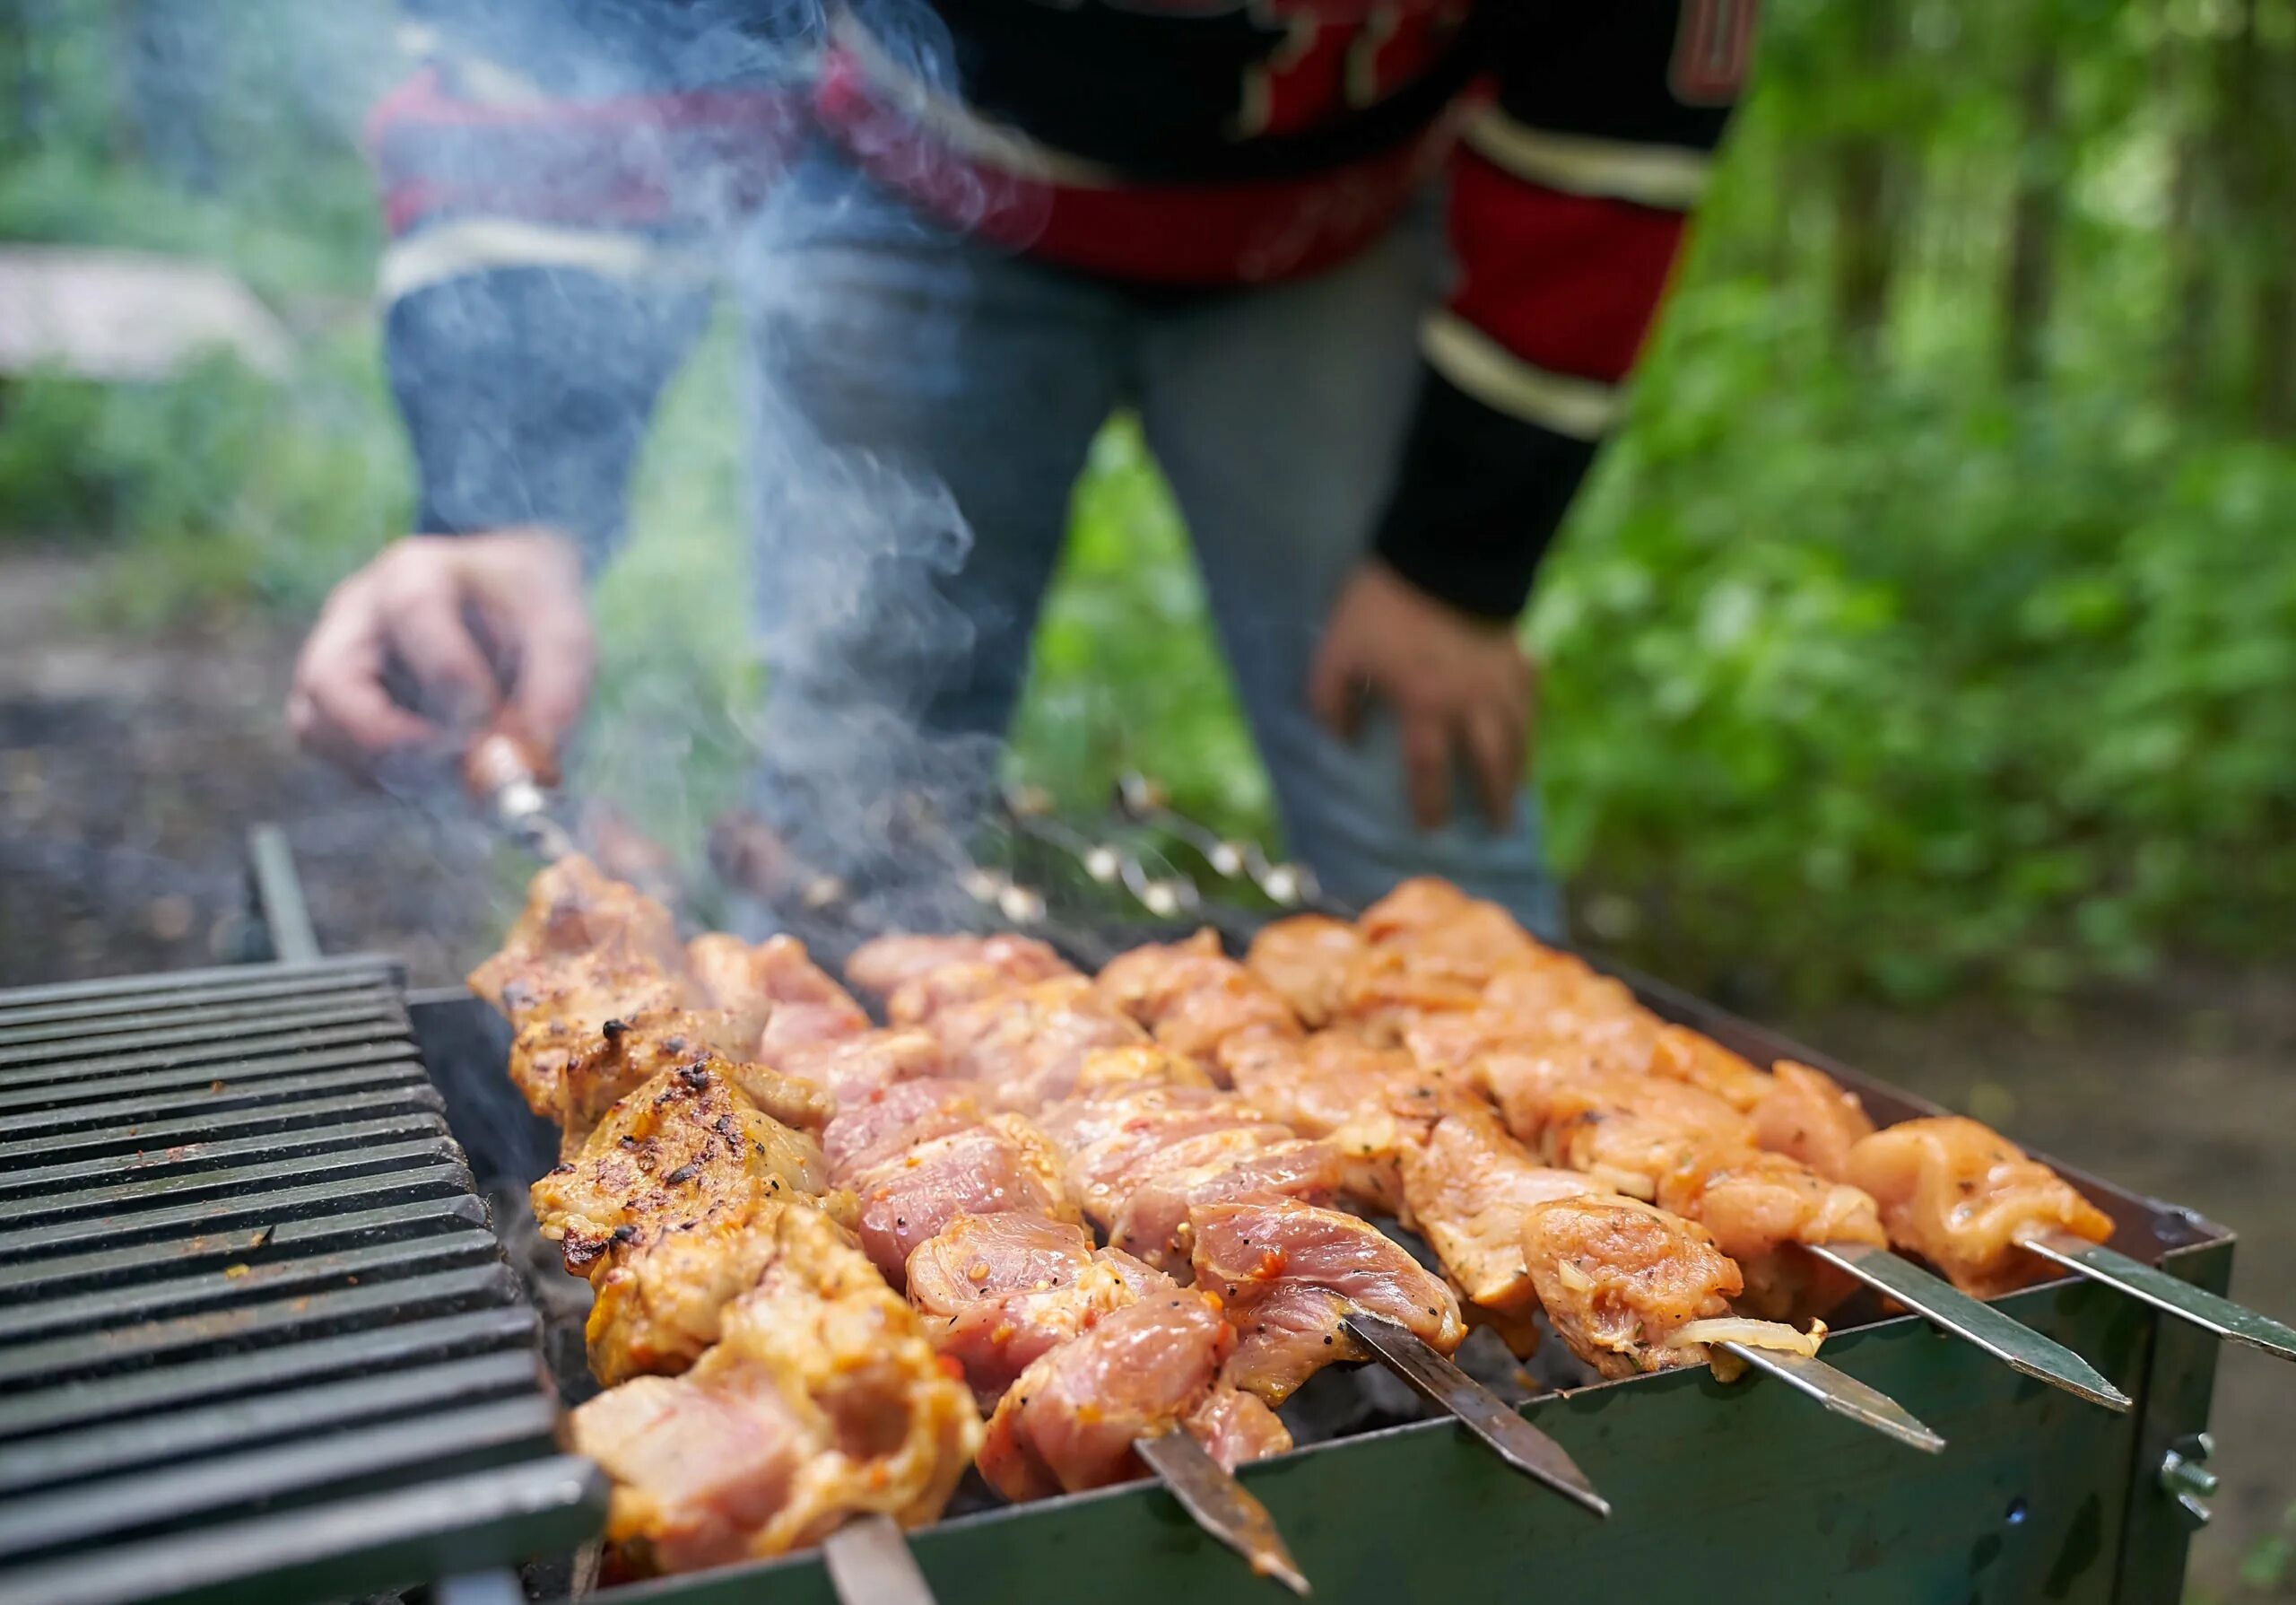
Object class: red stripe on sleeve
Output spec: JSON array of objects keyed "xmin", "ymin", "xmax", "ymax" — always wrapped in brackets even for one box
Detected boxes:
[{"xmin": 1447, "ymin": 145, "xmax": 1688, "ymax": 385}]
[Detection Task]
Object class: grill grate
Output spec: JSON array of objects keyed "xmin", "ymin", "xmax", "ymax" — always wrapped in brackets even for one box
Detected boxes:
[{"xmin": 0, "ymin": 957, "xmax": 603, "ymax": 1605}]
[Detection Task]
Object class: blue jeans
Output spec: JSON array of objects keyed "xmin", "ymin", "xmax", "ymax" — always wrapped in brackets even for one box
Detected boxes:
[{"xmin": 733, "ymin": 150, "xmax": 1561, "ymax": 938}]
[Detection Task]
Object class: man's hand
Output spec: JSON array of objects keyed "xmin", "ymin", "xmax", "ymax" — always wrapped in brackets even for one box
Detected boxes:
[
  {"xmin": 288, "ymin": 528, "xmax": 594, "ymax": 772},
  {"xmin": 1309, "ymin": 561, "xmax": 1535, "ymax": 830}
]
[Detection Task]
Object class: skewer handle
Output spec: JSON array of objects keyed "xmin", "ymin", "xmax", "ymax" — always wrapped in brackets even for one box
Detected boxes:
[
  {"xmin": 822, "ymin": 1513, "xmax": 938, "ymax": 1605},
  {"xmin": 1805, "ymin": 1242, "xmax": 2130, "ymax": 1410},
  {"xmin": 1132, "ymin": 1429, "xmax": 1311, "ymax": 1596},
  {"xmin": 464, "ymin": 729, "xmax": 576, "ymax": 863},
  {"xmin": 1715, "ymin": 1342, "xmax": 1946, "ymax": 1453},
  {"xmin": 2019, "ymin": 1230, "xmax": 2296, "ymax": 1363},
  {"xmin": 1339, "ymin": 1313, "xmax": 1609, "ymax": 1516}
]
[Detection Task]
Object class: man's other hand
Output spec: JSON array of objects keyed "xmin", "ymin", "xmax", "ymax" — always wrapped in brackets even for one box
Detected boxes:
[
  {"xmin": 288, "ymin": 528, "xmax": 594, "ymax": 772},
  {"xmin": 1309, "ymin": 560, "xmax": 1535, "ymax": 830}
]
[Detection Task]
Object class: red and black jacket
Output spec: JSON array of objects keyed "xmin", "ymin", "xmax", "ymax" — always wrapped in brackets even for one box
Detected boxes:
[{"xmin": 375, "ymin": 0, "xmax": 1756, "ymax": 617}]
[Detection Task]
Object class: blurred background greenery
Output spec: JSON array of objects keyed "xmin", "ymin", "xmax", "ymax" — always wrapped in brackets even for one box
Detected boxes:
[{"xmin": 3, "ymin": 0, "xmax": 2295, "ymax": 1015}]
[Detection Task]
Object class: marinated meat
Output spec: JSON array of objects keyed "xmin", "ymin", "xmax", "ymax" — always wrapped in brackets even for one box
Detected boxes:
[
  {"xmin": 771, "ymin": 1027, "xmax": 947, "ymax": 1104},
  {"xmin": 976, "ymin": 1291, "xmax": 1238, "ymax": 1501},
  {"xmin": 1846, "ymin": 1116, "xmax": 2114, "ymax": 1298},
  {"xmin": 1189, "ymin": 1196, "xmax": 1465, "ymax": 1405},
  {"xmin": 1093, "ymin": 929, "xmax": 1302, "ymax": 1077},
  {"xmin": 904, "ymin": 1215, "xmax": 1144, "ymax": 1409},
  {"xmin": 933, "ymin": 976, "xmax": 1148, "ymax": 1112},
  {"xmin": 575, "ymin": 1264, "xmax": 981, "ymax": 1568},
  {"xmin": 1219, "ymin": 1032, "xmax": 1422, "ymax": 1211},
  {"xmin": 1243, "ymin": 913, "xmax": 1365, "ymax": 1026},
  {"xmin": 1519, "ymin": 1196, "xmax": 1743, "ymax": 1378},
  {"xmin": 847, "ymin": 1117, "xmax": 1079, "ymax": 1286},
  {"xmin": 1108, "ymin": 1133, "xmax": 1347, "ymax": 1272},
  {"xmin": 1752, "ymin": 1060, "xmax": 1876, "ymax": 1182},
  {"xmin": 531, "ymin": 1059, "xmax": 838, "ymax": 1277}
]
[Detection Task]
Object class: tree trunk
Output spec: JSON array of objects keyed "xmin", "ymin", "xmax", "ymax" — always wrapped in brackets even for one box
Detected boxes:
[{"xmin": 2001, "ymin": 51, "xmax": 2061, "ymax": 385}]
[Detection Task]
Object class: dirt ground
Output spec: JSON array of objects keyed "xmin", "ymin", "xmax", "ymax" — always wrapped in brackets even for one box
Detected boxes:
[{"xmin": 4, "ymin": 548, "xmax": 2291, "ymax": 1596}]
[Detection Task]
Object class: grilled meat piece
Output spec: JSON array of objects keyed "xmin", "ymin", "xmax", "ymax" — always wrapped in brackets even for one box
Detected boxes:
[
  {"xmin": 685, "ymin": 932, "xmax": 874, "ymax": 1054},
  {"xmin": 1094, "ymin": 929, "xmax": 1303, "ymax": 1077},
  {"xmin": 1242, "ymin": 913, "xmax": 1366, "ymax": 1027},
  {"xmin": 931, "ymin": 975, "xmax": 1148, "ymax": 1112},
  {"xmin": 771, "ymin": 1026, "xmax": 948, "ymax": 1104},
  {"xmin": 847, "ymin": 1116, "xmax": 1081, "ymax": 1287},
  {"xmin": 1520, "ymin": 1196, "xmax": 1743, "ymax": 1378},
  {"xmin": 1391, "ymin": 1098, "xmax": 1600, "ymax": 1353},
  {"xmin": 574, "ymin": 1256, "xmax": 981, "ymax": 1569},
  {"xmin": 531, "ymin": 1057, "xmax": 838, "ymax": 1277},
  {"xmin": 551, "ymin": 1012, "xmax": 832, "ymax": 1156},
  {"xmin": 1846, "ymin": 1115, "xmax": 2114, "ymax": 1298},
  {"xmin": 904, "ymin": 1214, "xmax": 1148, "ymax": 1409},
  {"xmin": 1752, "ymin": 1060, "xmax": 1876, "ymax": 1182},
  {"xmin": 1219, "ymin": 1031, "xmax": 1422, "ymax": 1212},
  {"xmin": 1107, "ymin": 1131, "xmax": 1346, "ymax": 1272},
  {"xmin": 976, "ymin": 1290, "xmax": 1268, "ymax": 1500},
  {"xmin": 586, "ymin": 1198, "xmax": 873, "ymax": 1384},
  {"xmin": 1190, "ymin": 1195, "xmax": 1465, "ymax": 1405}
]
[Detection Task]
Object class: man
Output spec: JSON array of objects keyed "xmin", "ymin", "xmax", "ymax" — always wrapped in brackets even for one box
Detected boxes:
[{"xmin": 290, "ymin": 0, "xmax": 1754, "ymax": 930}]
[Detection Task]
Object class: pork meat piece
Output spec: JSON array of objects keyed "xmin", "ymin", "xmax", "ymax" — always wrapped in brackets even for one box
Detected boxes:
[
  {"xmin": 1190, "ymin": 1196, "xmax": 1465, "ymax": 1405},
  {"xmin": 976, "ymin": 1290, "xmax": 1237, "ymax": 1501},
  {"xmin": 1752, "ymin": 1060, "xmax": 1876, "ymax": 1182},
  {"xmin": 822, "ymin": 1077, "xmax": 985, "ymax": 1177},
  {"xmin": 1182, "ymin": 1384, "xmax": 1295, "ymax": 1470},
  {"xmin": 1219, "ymin": 1031, "xmax": 1425, "ymax": 1211},
  {"xmin": 1519, "ymin": 1195, "xmax": 1743, "ymax": 1378},
  {"xmin": 1846, "ymin": 1115, "xmax": 2113, "ymax": 1298},
  {"xmin": 847, "ymin": 1116, "xmax": 1079, "ymax": 1286},
  {"xmin": 905, "ymin": 1214, "xmax": 1144, "ymax": 1408},
  {"xmin": 1109, "ymin": 1132, "xmax": 1347, "ymax": 1273},
  {"xmin": 1094, "ymin": 929, "xmax": 1303, "ymax": 1077},
  {"xmin": 931, "ymin": 976, "xmax": 1148, "ymax": 1112},
  {"xmin": 1656, "ymin": 1148, "xmax": 1885, "ymax": 1320},
  {"xmin": 1242, "ymin": 913, "xmax": 1365, "ymax": 1027},
  {"xmin": 771, "ymin": 1026, "xmax": 947, "ymax": 1105}
]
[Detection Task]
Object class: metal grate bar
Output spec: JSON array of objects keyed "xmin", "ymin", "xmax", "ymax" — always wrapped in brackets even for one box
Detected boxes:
[
  {"xmin": 0, "ymin": 956, "xmax": 398, "ymax": 1016},
  {"xmin": 0, "ymin": 1455, "xmax": 605, "ymax": 1605},
  {"xmin": 0, "ymin": 1394, "xmax": 561, "ymax": 1566},
  {"xmin": 0, "ymin": 1262, "xmax": 518, "ymax": 1389},
  {"xmin": 0, "ymin": 1345, "xmax": 544, "ymax": 1497},
  {"xmin": 0, "ymin": 1305, "xmax": 539, "ymax": 1442},
  {"xmin": 0, "ymin": 1084, "xmax": 448, "ymax": 1172},
  {"xmin": 0, "ymin": 1133, "xmax": 465, "ymax": 1227},
  {"xmin": 0, "ymin": 1056, "xmax": 435, "ymax": 1137},
  {"xmin": 0, "ymin": 985, "xmax": 399, "ymax": 1050},
  {"xmin": 0, "ymin": 1020, "xmax": 417, "ymax": 1092},
  {"xmin": 0, "ymin": 1159, "xmax": 476, "ymax": 1263},
  {"xmin": 0, "ymin": 1228, "xmax": 506, "ymax": 1345},
  {"xmin": 0, "ymin": 1110, "xmax": 454, "ymax": 1199},
  {"xmin": 0, "ymin": 1193, "xmax": 488, "ymax": 1301},
  {"xmin": 0, "ymin": 998, "xmax": 410, "ymax": 1070}
]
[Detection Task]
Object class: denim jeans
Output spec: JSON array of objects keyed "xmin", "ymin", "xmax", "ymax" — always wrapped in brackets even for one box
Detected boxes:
[{"xmin": 732, "ymin": 148, "xmax": 1562, "ymax": 938}]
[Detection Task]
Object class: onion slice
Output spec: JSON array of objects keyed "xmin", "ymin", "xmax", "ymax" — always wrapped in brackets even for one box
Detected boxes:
[{"xmin": 1665, "ymin": 1316, "xmax": 1827, "ymax": 1357}]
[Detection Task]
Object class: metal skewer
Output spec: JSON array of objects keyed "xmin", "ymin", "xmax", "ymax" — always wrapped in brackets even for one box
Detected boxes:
[
  {"xmin": 1133, "ymin": 1429, "xmax": 1311, "ymax": 1596},
  {"xmin": 1714, "ymin": 1342, "xmax": 1945, "ymax": 1452},
  {"xmin": 1342, "ymin": 1313, "xmax": 1609, "ymax": 1515},
  {"xmin": 2018, "ymin": 1229, "xmax": 2296, "ymax": 1363},
  {"xmin": 822, "ymin": 1515, "xmax": 937, "ymax": 1605},
  {"xmin": 1114, "ymin": 773, "xmax": 1321, "ymax": 909},
  {"xmin": 465, "ymin": 730, "xmax": 577, "ymax": 864},
  {"xmin": 1805, "ymin": 1241, "xmax": 2131, "ymax": 1409}
]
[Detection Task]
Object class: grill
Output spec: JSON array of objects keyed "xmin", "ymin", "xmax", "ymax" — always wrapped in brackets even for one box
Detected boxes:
[
  {"xmin": 0, "ymin": 956, "xmax": 604, "ymax": 1605},
  {"xmin": 0, "ymin": 825, "xmax": 2248, "ymax": 1605}
]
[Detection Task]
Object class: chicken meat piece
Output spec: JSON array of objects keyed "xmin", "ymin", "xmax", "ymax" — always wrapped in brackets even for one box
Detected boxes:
[
  {"xmin": 1514, "ymin": 1068, "xmax": 1757, "ymax": 1199},
  {"xmin": 1054, "ymin": 1095, "xmax": 1300, "ymax": 1228},
  {"xmin": 1031, "ymin": 1080, "xmax": 1241, "ymax": 1157},
  {"xmin": 1094, "ymin": 929, "xmax": 1303, "ymax": 1077},
  {"xmin": 1846, "ymin": 1116, "xmax": 2114, "ymax": 1298},
  {"xmin": 1219, "ymin": 1031, "xmax": 1425, "ymax": 1211},
  {"xmin": 1356, "ymin": 879, "xmax": 1544, "ymax": 981},
  {"xmin": 1519, "ymin": 1195, "xmax": 1743, "ymax": 1378},
  {"xmin": 1752, "ymin": 1060, "xmax": 1876, "ymax": 1182},
  {"xmin": 552, "ymin": 1014, "xmax": 834, "ymax": 1155},
  {"xmin": 1655, "ymin": 1148, "xmax": 1886, "ymax": 1319},
  {"xmin": 685, "ymin": 933, "xmax": 874, "ymax": 1055},
  {"xmin": 772, "ymin": 1027, "xmax": 947, "ymax": 1105},
  {"xmin": 575, "ymin": 1261, "xmax": 981, "ymax": 1570},
  {"xmin": 822, "ymin": 1077, "xmax": 986, "ymax": 1177},
  {"xmin": 888, "ymin": 941, "xmax": 1076, "ymax": 1025},
  {"xmin": 1072, "ymin": 1043, "xmax": 1216, "ymax": 1096},
  {"xmin": 1180, "ymin": 1384, "xmax": 1296, "ymax": 1470},
  {"xmin": 904, "ymin": 1214, "xmax": 1147, "ymax": 1408},
  {"xmin": 469, "ymin": 855, "xmax": 684, "ymax": 1013},
  {"xmin": 1108, "ymin": 1131, "xmax": 1347, "ymax": 1273},
  {"xmin": 930, "ymin": 975, "xmax": 1148, "ymax": 1112},
  {"xmin": 1243, "ymin": 913, "xmax": 1366, "ymax": 1027},
  {"xmin": 585, "ymin": 1198, "xmax": 874, "ymax": 1384},
  {"xmin": 498, "ymin": 955, "xmax": 691, "ymax": 1126},
  {"xmin": 1190, "ymin": 1195, "xmax": 1465, "ymax": 1405},
  {"xmin": 531, "ymin": 1058, "xmax": 837, "ymax": 1276},
  {"xmin": 845, "ymin": 1116, "xmax": 1080, "ymax": 1287},
  {"xmin": 1390, "ymin": 1099, "xmax": 1601, "ymax": 1348},
  {"xmin": 1646, "ymin": 1025, "xmax": 1773, "ymax": 1114},
  {"xmin": 976, "ymin": 1288, "xmax": 1243, "ymax": 1501}
]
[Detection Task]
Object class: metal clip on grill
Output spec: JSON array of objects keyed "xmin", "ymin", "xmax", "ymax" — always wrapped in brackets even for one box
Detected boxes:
[{"xmin": 0, "ymin": 957, "xmax": 603, "ymax": 1605}]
